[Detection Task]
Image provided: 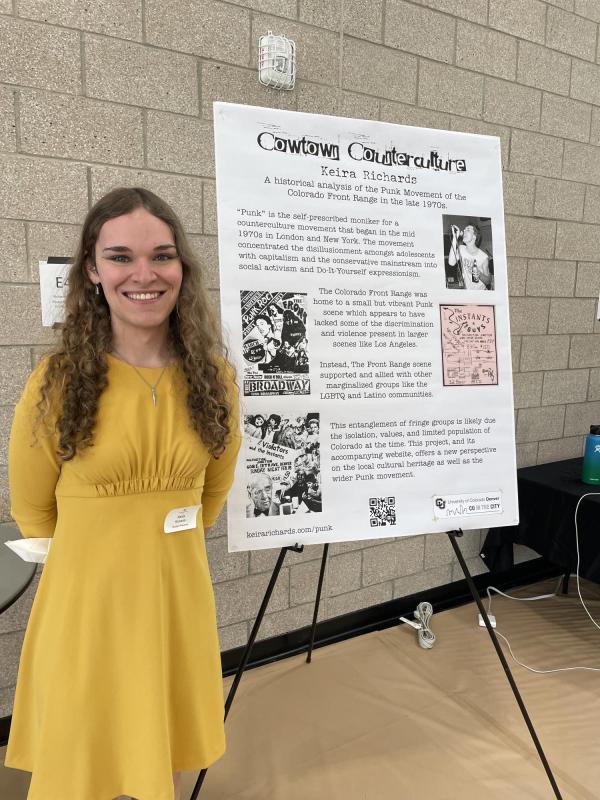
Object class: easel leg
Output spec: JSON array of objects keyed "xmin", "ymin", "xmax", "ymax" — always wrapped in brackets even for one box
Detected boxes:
[
  {"xmin": 190, "ymin": 544, "xmax": 302, "ymax": 799},
  {"xmin": 447, "ymin": 530, "xmax": 563, "ymax": 800},
  {"xmin": 306, "ymin": 543, "xmax": 329, "ymax": 663}
]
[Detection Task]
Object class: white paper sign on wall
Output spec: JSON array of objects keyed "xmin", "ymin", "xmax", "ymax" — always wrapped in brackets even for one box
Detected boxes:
[{"xmin": 39, "ymin": 258, "xmax": 71, "ymax": 327}]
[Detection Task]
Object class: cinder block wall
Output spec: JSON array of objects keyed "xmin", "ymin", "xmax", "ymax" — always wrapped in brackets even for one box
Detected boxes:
[{"xmin": 2, "ymin": 0, "xmax": 599, "ymax": 714}]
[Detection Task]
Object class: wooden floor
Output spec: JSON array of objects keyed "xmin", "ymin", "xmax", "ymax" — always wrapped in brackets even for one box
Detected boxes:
[{"xmin": 3, "ymin": 577, "xmax": 600, "ymax": 799}]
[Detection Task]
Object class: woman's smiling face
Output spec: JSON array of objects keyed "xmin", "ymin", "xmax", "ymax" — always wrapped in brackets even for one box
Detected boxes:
[{"xmin": 87, "ymin": 207, "xmax": 183, "ymax": 339}]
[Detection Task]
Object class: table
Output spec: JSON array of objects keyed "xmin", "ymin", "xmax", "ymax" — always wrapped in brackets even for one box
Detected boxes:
[
  {"xmin": 481, "ymin": 457, "xmax": 600, "ymax": 583},
  {"xmin": 0, "ymin": 522, "xmax": 37, "ymax": 615}
]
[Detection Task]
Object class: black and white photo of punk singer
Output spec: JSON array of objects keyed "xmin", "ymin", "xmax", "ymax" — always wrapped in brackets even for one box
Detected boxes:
[{"xmin": 442, "ymin": 215, "xmax": 494, "ymax": 291}]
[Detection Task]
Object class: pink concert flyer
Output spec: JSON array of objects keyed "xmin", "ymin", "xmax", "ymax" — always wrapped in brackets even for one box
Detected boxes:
[{"xmin": 440, "ymin": 304, "xmax": 498, "ymax": 387}]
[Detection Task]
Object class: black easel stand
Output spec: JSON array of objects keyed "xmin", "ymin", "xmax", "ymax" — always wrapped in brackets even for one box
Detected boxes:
[
  {"xmin": 191, "ymin": 533, "xmax": 562, "ymax": 799},
  {"xmin": 447, "ymin": 530, "xmax": 563, "ymax": 800},
  {"xmin": 307, "ymin": 542, "xmax": 329, "ymax": 664}
]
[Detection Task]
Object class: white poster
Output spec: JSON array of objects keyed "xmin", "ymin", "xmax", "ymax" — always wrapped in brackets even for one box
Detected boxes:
[
  {"xmin": 214, "ymin": 103, "xmax": 518, "ymax": 552},
  {"xmin": 40, "ymin": 259, "xmax": 71, "ymax": 326}
]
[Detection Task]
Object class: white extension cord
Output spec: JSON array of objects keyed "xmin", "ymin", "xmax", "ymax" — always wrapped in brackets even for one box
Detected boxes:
[
  {"xmin": 483, "ymin": 488, "xmax": 600, "ymax": 675},
  {"xmin": 400, "ymin": 601, "xmax": 436, "ymax": 649},
  {"xmin": 486, "ymin": 548, "xmax": 600, "ymax": 675},
  {"xmin": 415, "ymin": 602, "xmax": 436, "ymax": 649}
]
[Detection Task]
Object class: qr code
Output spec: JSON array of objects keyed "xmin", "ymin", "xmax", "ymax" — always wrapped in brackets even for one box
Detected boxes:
[{"xmin": 369, "ymin": 496, "xmax": 396, "ymax": 527}]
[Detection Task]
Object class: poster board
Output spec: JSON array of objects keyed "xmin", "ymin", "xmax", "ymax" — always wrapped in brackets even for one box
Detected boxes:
[{"xmin": 214, "ymin": 103, "xmax": 518, "ymax": 552}]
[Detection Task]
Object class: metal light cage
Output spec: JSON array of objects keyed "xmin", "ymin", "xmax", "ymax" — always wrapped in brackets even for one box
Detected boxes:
[{"xmin": 258, "ymin": 31, "xmax": 296, "ymax": 90}]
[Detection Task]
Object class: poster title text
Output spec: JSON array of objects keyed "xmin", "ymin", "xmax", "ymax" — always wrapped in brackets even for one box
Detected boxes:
[{"xmin": 257, "ymin": 133, "xmax": 468, "ymax": 172}]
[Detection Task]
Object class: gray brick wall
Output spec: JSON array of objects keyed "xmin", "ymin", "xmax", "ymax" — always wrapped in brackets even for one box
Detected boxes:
[{"xmin": 2, "ymin": 0, "xmax": 599, "ymax": 713}]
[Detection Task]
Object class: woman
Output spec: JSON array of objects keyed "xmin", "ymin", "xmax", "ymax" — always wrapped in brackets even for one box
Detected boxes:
[
  {"xmin": 244, "ymin": 314, "xmax": 278, "ymax": 366},
  {"xmin": 5, "ymin": 187, "xmax": 241, "ymax": 800},
  {"xmin": 244, "ymin": 414, "xmax": 265, "ymax": 440},
  {"xmin": 267, "ymin": 302, "xmax": 284, "ymax": 340},
  {"xmin": 262, "ymin": 414, "xmax": 281, "ymax": 443}
]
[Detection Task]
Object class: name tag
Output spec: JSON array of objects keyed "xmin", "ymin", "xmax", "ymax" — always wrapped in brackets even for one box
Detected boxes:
[{"xmin": 164, "ymin": 505, "xmax": 202, "ymax": 533}]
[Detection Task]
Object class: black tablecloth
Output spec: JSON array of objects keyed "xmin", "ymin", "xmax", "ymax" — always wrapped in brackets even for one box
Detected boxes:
[{"xmin": 481, "ymin": 457, "xmax": 600, "ymax": 583}]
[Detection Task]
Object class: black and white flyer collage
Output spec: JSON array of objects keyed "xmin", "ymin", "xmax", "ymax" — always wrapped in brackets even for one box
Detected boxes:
[
  {"xmin": 214, "ymin": 103, "xmax": 518, "ymax": 552},
  {"xmin": 241, "ymin": 290, "xmax": 310, "ymax": 396}
]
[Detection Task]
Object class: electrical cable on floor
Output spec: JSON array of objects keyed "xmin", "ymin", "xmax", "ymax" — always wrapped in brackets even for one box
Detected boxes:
[
  {"xmin": 485, "ymin": 578, "xmax": 563, "ymax": 616},
  {"xmin": 481, "ymin": 493, "xmax": 600, "ymax": 674},
  {"xmin": 492, "ymin": 629, "xmax": 600, "ymax": 675},
  {"xmin": 400, "ymin": 601, "xmax": 436, "ymax": 649},
  {"xmin": 415, "ymin": 601, "xmax": 436, "ymax": 649},
  {"xmin": 574, "ymin": 492, "xmax": 600, "ymax": 633}
]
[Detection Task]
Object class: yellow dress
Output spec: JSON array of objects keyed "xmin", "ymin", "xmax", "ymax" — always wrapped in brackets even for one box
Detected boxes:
[{"xmin": 4, "ymin": 354, "xmax": 241, "ymax": 800}]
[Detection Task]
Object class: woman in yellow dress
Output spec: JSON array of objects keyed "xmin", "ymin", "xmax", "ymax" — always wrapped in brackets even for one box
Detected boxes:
[{"xmin": 4, "ymin": 187, "xmax": 241, "ymax": 800}]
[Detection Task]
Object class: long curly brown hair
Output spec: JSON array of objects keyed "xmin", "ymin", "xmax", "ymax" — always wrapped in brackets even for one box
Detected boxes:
[{"xmin": 38, "ymin": 187, "xmax": 235, "ymax": 461}]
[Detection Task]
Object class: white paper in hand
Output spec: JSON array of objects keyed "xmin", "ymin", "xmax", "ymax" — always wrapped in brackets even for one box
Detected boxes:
[{"xmin": 4, "ymin": 538, "xmax": 52, "ymax": 564}]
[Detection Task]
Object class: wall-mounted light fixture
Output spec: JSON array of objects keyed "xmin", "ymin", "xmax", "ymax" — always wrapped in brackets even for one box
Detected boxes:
[{"xmin": 258, "ymin": 30, "xmax": 296, "ymax": 90}]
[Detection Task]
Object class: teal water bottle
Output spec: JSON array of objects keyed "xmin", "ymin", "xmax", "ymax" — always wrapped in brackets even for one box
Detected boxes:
[{"xmin": 582, "ymin": 425, "xmax": 600, "ymax": 484}]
